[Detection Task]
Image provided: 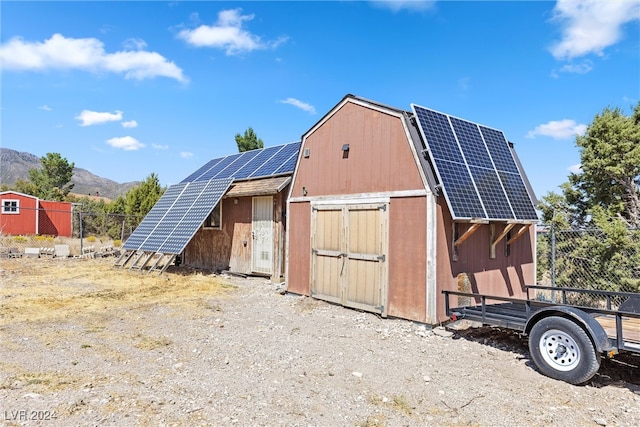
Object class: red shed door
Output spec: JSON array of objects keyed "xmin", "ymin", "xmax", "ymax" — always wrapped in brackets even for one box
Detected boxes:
[{"xmin": 311, "ymin": 202, "xmax": 388, "ymax": 315}]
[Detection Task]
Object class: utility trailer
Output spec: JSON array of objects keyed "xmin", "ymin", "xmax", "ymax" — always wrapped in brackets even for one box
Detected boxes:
[{"xmin": 443, "ymin": 285, "xmax": 640, "ymax": 385}]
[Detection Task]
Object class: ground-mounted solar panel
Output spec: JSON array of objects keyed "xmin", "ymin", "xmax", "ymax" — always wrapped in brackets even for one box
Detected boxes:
[
  {"xmin": 124, "ymin": 178, "xmax": 233, "ymax": 254},
  {"xmin": 411, "ymin": 104, "xmax": 537, "ymax": 222},
  {"xmin": 123, "ymin": 183, "xmax": 188, "ymax": 250},
  {"xmin": 158, "ymin": 178, "xmax": 232, "ymax": 253}
]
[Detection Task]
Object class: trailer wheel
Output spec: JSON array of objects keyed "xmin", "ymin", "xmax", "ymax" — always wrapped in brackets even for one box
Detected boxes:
[{"xmin": 528, "ymin": 316, "xmax": 600, "ymax": 385}]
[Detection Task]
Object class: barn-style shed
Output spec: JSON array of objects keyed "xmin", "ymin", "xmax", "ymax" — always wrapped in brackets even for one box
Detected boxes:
[
  {"xmin": 286, "ymin": 95, "xmax": 538, "ymax": 324},
  {"xmin": 0, "ymin": 191, "xmax": 73, "ymax": 237},
  {"xmin": 118, "ymin": 142, "xmax": 299, "ymax": 279}
]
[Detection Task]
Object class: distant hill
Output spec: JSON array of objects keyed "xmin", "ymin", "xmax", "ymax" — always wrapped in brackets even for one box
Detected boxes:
[{"xmin": 0, "ymin": 148, "xmax": 139, "ymax": 200}]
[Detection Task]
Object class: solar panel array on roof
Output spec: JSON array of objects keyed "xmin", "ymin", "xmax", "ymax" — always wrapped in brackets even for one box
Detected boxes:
[
  {"xmin": 181, "ymin": 142, "xmax": 301, "ymax": 183},
  {"xmin": 123, "ymin": 178, "xmax": 233, "ymax": 254},
  {"xmin": 411, "ymin": 104, "xmax": 538, "ymax": 222}
]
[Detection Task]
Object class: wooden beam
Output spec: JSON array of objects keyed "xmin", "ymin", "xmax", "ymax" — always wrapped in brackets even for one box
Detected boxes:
[
  {"xmin": 490, "ymin": 223, "xmax": 516, "ymax": 258},
  {"xmin": 454, "ymin": 223, "xmax": 482, "ymax": 247},
  {"xmin": 507, "ymin": 224, "xmax": 531, "ymax": 245}
]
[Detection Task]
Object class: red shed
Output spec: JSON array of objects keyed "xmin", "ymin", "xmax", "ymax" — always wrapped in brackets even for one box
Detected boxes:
[
  {"xmin": 0, "ymin": 191, "xmax": 73, "ymax": 237},
  {"xmin": 286, "ymin": 95, "xmax": 538, "ymax": 324}
]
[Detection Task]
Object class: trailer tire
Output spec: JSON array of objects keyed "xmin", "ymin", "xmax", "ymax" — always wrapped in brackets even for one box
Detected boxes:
[{"xmin": 528, "ymin": 316, "xmax": 600, "ymax": 385}]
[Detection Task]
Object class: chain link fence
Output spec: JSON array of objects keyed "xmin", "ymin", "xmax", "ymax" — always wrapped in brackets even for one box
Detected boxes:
[{"xmin": 537, "ymin": 225, "xmax": 640, "ymax": 308}]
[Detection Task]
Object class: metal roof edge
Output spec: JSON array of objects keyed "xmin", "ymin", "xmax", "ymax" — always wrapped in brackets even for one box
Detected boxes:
[{"xmin": 402, "ymin": 112, "xmax": 438, "ymax": 195}]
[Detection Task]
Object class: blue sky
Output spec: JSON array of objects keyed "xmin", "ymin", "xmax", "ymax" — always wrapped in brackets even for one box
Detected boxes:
[{"xmin": 1, "ymin": 1, "xmax": 638, "ymax": 199}]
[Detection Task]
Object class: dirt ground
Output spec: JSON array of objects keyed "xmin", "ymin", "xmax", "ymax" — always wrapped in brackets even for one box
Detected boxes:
[{"xmin": 0, "ymin": 258, "xmax": 639, "ymax": 426}]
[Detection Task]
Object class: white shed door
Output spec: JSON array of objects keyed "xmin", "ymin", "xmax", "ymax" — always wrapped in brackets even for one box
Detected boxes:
[{"xmin": 252, "ymin": 196, "xmax": 273, "ymax": 275}]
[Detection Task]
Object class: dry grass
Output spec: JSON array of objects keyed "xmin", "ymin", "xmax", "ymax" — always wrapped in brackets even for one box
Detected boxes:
[{"xmin": 0, "ymin": 258, "xmax": 236, "ymax": 325}]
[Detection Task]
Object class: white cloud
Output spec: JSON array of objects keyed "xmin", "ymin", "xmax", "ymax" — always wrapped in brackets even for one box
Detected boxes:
[
  {"xmin": 177, "ymin": 8, "xmax": 287, "ymax": 55},
  {"xmin": 560, "ymin": 60, "xmax": 593, "ymax": 74},
  {"xmin": 39, "ymin": 105, "xmax": 52, "ymax": 111},
  {"xmin": 551, "ymin": 60, "xmax": 594, "ymax": 78},
  {"xmin": 123, "ymin": 38, "xmax": 147, "ymax": 50},
  {"xmin": 152, "ymin": 144, "xmax": 169, "ymax": 150},
  {"xmin": 526, "ymin": 119, "xmax": 587, "ymax": 140},
  {"xmin": 549, "ymin": 0, "xmax": 640, "ymax": 60},
  {"xmin": 279, "ymin": 98, "xmax": 316, "ymax": 114},
  {"xmin": 0, "ymin": 33, "xmax": 187, "ymax": 83},
  {"xmin": 121, "ymin": 120, "xmax": 138, "ymax": 128},
  {"xmin": 76, "ymin": 110, "xmax": 123, "ymax": 126},
  {"xmin": 106, "ymin": 136, "xmax": 145, "ymax": 151},
  {"xmin": 370, "ymin": 1, "xmax": 436, "ymax": 12},
  {"xmin": 180, "ymin": 151, "xmax": 194, "ymax": 158}
]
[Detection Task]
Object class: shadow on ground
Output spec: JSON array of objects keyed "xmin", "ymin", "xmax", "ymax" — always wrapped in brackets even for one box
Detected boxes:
[{"xmin": 452, "ymin": 326, "xmax": 640, "ymax": 389}]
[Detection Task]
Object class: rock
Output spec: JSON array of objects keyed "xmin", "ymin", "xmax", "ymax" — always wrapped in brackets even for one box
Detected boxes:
[
  {"xmin": 432, "ymin": 327, "xmax": 454, "ymax": 338},
  {"xmin": 445, "ymin": 319, "xmax": 483, "ymax": 331}
]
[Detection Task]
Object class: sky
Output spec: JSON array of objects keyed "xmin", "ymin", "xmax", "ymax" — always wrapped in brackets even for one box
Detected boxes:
[{"xmin": 1, "ymin": 0, "xmax": 639, "ymax": 199}]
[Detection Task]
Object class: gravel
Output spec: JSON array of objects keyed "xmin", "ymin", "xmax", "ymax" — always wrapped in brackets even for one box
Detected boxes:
[{"xmin": 1, "ymin": 273, "xmax": 639, "ymax": 426}]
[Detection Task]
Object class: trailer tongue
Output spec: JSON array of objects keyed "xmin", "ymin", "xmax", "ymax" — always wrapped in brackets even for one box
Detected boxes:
[{"xmin": 443, "ymin": 285, "xmax": 640, "ymax": 385}]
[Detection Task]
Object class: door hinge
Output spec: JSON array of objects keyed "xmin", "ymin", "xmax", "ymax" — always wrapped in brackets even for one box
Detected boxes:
[
  {"xmin": 378, "ymin": 254, "xmax": 386, "ymax": 262},
  {"xmin": 379, "ymin": 204, "xmax": 387, "ymax": 211}
]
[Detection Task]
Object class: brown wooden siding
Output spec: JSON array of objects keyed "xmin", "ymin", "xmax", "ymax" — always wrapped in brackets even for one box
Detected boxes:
[
  {"xmin": 387, "ymin": 196, "xmax": 427, "ymax": 322},
  {"xmin": 291, "ymin": 102, "xmax": 424, "ymax": 198},
  {"xmin": 435, "ymin": 199, "xmax": 535, "ymax": 322},
  {"xmin": 287, "ymin": 201, "xmax": 311, "ymax": 295},
  {"xmin": 185, "ymin": 197, "xmax": 248, "ymax": 272},
  {"xmin": 273, "ymin": 191, "xmax": 286, "ymax": 279},
  {"xmin": 184, "ymin": 190, "xmax": 287, "ymax": 277}
]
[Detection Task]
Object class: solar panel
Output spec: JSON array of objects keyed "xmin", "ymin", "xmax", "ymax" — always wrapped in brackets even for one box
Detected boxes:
[
  {"xmin": 273, "ymin": 144, "xmax": 300, "ymax": 175},
  {"xmin": 233, "ymin": 145, "xmax": 281, "ymax": 179},
  {"xmin": 185, "ymin": 142, "xmax": 300, "ymax": 183},
  {"xmin": 180, "ymin": 158, "xmax": 224, "ymax": 183},
  {"xmin": 159, "ymin": 178, "xmax": 232, "ymax": 253},
  {"xmin": 123, "ymin": 178, "xmax": 233, "ymax": 254},
  {"xmin": 251, "ymin": 143, "xmax": 300, "ymax": 178},
  {"xmin": 191, "ymin": 153, "xmax": 244, "ymax": 182},
  {"xmin": 411, "ymin": 104, "xmax": 537, "ymax": 222},
  {"xmin": 123, "ymin": 183, "xmax": 188, "ymax": 250}
]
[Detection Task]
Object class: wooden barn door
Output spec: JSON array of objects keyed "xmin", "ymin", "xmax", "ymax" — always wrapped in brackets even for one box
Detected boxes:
[
  {"xmin": 252, "ymin": 196, "xmax": 273, "ymax": 275},
  {"xmin": 311, "ymin": 202, "xmax": 388, "ymax": 315}
]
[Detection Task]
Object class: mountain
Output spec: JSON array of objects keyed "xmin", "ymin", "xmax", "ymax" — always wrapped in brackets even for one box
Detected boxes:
[{"xmin": 0, "ymin": 148, "xmax": 139, "ymax": 200}]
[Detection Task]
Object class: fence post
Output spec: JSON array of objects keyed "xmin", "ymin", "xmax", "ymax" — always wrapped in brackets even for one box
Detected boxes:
[
  {"xmin": 79, "ymin": 211, "xmax": 84, "ymax": 255},
  {"xmin": 550, "ymin": 223, "xmax": 556, "ymax": 288}
]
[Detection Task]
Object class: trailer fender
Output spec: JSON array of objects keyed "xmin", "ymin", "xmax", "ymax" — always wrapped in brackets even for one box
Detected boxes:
[{"xmin": 524, "ymin": 306, "xmax": 612, "ymax": 354}]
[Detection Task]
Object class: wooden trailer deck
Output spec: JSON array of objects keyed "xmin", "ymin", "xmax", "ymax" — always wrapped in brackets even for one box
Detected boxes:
[{"xmin": 594, "ymin": 315, "xmax": 640, "ymax": 349}]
